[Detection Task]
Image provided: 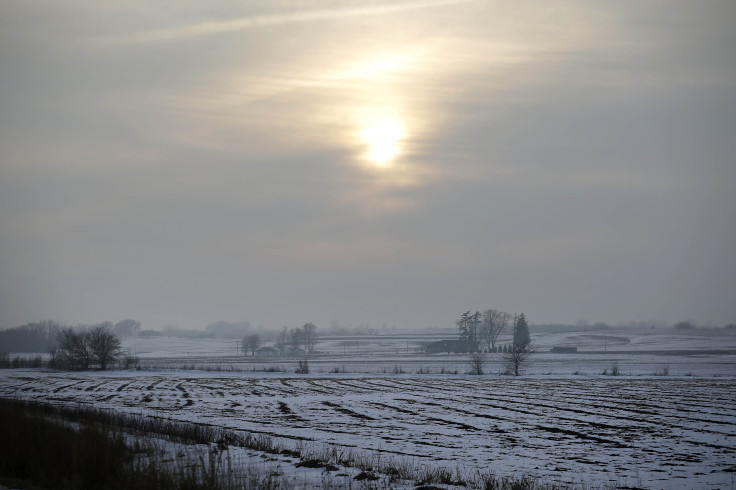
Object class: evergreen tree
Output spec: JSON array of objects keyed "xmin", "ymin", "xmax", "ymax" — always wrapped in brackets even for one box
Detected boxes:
[
  {"xmin": 456, "ymin": 311, "xmax": 471, "ymax": 341},
  {"xmin": 469, "ymin": 311, "xmax": 481, "ymax": 345},
  {"xmin": 513, "ymin": 313, "xmax": 530, "ymax": 347}
]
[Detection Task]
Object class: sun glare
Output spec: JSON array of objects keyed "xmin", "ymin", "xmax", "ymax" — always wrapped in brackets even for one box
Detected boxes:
[{"xmin": 359, "ymin": 118, "xmax": 404, "ymax": 166}]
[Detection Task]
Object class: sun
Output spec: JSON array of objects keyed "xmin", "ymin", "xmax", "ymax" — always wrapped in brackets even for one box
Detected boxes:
[{"xmin": 358, "ymin": 117, "xmax": 404, "ymax": 166}]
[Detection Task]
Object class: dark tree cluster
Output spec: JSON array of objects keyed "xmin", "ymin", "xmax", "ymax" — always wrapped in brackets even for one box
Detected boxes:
[
  {"xmin": 456, "ymin": 308, "xmax": 514, "ymax": 352},
  {"xmin": 277, "ymin": 323, "xmax": 318, "ymax": 353},
  {"xmin": 0, "ymin": 320, "xmax": 62, "ymax": 354},
  {"xmin": 56, "ymin": 326, "xmax": 122, "ymax": 370},
  {"xmin": 456, "ymin": 309, "xmax": 534, "ymax": 376},
  {"xmin": 0, "ymin": 319, "xmax": 140, "ymax": 356},
  {"xmin": 241, "ymin": 334, "xmax": 261, "ymax": 356},
  {"xmin": 456, "ymin": 311, "xmax": 482, "ymax": 345}
]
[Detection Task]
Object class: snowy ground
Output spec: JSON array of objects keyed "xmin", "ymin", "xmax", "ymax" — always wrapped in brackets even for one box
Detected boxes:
[
  {"xmin": 1, "ymin": 370, "xmax": 734, "ymax": 488},
  {"xmin": 122, "ymin": 327, "xmax": 736, "ymax": 360},
  {"xmin": 2, "ymin": 326, "xmax": 735, "ymax": 488},
  {"xmin": 120, "ymin": 327, "xmax": 736, "ymax": 378}
]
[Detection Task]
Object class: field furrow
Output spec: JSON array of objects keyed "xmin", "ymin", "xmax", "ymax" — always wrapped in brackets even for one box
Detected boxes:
[{"xmin": 1, "ymin": 371, "xmax": 734, "ymax": 488}]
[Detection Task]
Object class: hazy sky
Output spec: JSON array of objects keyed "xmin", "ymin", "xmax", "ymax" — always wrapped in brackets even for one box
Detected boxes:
[{"xmin": 1, "ymin": 1, "xmax": 734, "ymax": 330}]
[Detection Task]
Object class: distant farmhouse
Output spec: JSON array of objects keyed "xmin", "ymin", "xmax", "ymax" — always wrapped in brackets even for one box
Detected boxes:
[
  {"xmin": 425, "ymin": 339, "xmax": 477, "ymax": 354},
  {"xmin": 254, "ymin": 346, "xmax": 279, "ymax": 357}
]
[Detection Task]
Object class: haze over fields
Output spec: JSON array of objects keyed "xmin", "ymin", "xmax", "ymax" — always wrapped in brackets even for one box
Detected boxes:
[{"xmin": 1, "ymin": 1, "xmax": 734, "ymax": 330}]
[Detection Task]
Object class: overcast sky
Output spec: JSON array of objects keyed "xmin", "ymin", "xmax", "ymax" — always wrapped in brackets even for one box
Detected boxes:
[{"xmin": 1, "ymin": 1, "xmax": 734, "ymax": 330}]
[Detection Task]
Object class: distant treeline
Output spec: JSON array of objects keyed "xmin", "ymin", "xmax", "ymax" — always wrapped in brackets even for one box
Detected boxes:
[
  {"xmin": 324, "ymin": 323, "xmax": 389, "ymax": 336},
  {"xmin": 0, "ymin": 320, "xmax": 61, "ymax": 354},
  {"xmin": 205, "ymin": 320, "xmax": 251, "ymax": 338},
  {"xmin": 0, "ymin": 319, "xmax": 140, "ymax": 354},
  {"xmin": 533, "ymin": 321, "xmax": 735, "ymax": 332},
  {"xmin": 156, "ymin": 321, "xmax": 257, "ymax": 339}
]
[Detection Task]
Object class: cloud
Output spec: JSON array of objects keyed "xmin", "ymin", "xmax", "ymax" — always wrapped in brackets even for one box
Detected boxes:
[
  {"xmin": 95, "ymin": 0, "xmax": 477, "ymax": 45},
  {"xmin": 1, "ymin": 1, "xmax": 735, "ymax": 328}
]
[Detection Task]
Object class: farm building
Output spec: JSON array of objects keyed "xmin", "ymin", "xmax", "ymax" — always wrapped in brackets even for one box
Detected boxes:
[{"xmin": 425, "ymin": 339, "xmax": 477, "ymax": 354}]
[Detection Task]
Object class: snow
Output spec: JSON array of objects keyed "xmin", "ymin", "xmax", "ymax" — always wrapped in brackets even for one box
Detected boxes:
[
  {"xmin": 115, "ymin": 326, "xmax": 736, "ymax": 379},
  {"xmin": 2, "ymin": 326, "xmax": 735, "ymax": 488},
  {"xmin": 1, "ymin": 370, "xmax": 734, "ymax": 488}
]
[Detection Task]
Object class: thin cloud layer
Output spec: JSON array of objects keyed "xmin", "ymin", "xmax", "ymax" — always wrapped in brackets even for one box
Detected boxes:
[
  {"xmin": 95, "ymin": 0, "xmax": 477, "ymax": 45},
  {"xmin": 0, "ymin": 1, "xmax": 734, "ymax": 329}
]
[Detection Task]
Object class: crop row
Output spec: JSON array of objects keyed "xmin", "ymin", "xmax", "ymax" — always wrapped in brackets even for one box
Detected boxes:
[{"xmin": 1, "ymin": 372, "xmax": 734, "ymax": 488}]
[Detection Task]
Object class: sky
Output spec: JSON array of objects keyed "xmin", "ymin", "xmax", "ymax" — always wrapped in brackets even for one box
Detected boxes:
[{"xmin": 1, "ymin": 1, "xmax": 734, "ymax": 330}]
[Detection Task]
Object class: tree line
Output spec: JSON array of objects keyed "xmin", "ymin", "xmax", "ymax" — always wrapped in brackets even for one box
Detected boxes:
[
  {"xmin": 0, "ymin": 319, "xmax": 140, "ymax": 355},
  {"xmin": 241, "ymin": 322, "xmax": 319, "ymax": 356},
  {"xmin": 55, "ymin": 325, "xmax": 124, "ymax": 370},
  {"xmin": 457, "ymin": 309, "xmax": 533, "ymax": 375},
  {"xmin": 456, "ymin": 309, "xmax": 530, "ymax": 350},
  {"xmin": 277, "ymin": 322, "xmax": 318, "ymax": 353},
  {"xmin": 456, "ymin": 309, "xmax": 515, "ymax": 351}
]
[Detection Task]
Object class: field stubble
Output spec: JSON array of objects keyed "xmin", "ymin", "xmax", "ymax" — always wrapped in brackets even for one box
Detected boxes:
[{"xmin": 1, "ymin": 370, "xmax": 734, "ymax": 488}]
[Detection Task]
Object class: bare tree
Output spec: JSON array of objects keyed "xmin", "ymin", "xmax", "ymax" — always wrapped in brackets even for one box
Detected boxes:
[
  {"xmin": 468, "ymin": 352, "xmax": 486, "ymax": 375},
  {"xmin": 289, "ymin": 327, "xmax": 306, "ymax": 351},
  {"xmin": 277, "ymin": 326, "xmax": 289, "ymax": 352},
  {"xmin": 57, "ymin": 328, "xmax": 93, "ymax": 370},
  {"xmin": 242, "ymin": 334, "xmax": 260, "ymax": 356},
  {"xmin": 88, "ymin": 325, "xmax": 122, "ymax": 369},
  {"xmin": 480, "ymin": 309, "xmax": 512, "ymax": 351},
  {"xmin": 504, "ymin": 343, "xmax": 534, "ymax": 376},
  {"xmin": 302, "ymin": 323, "xmax": 317, "ymax": 353}
]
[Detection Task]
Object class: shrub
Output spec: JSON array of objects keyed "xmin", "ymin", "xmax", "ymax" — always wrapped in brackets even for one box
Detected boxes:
[
  {"xmin": 603, "ymin": 363, "xmax": 621, "ymax": 376},
  {"xmin": 611, "ymin": 363, "xmax": 620, "ymax": 376},
  {"xmin": 122, "ymin": 352, "xmax": 139, "ymax": 370},
  {"xmin": 296, "ymin": 359, "xmax": 309, "ymax": 374},
  {"xmin": 468, "ymin": 352, "xmax": 486, "ymax": 375}
]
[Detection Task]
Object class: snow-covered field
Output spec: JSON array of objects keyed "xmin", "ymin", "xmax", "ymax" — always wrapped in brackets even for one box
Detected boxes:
[
  {"xmin": 123, "ymin": 327, "xmax": 736, "ymax": 359},
  {"xmin": 121, "ymin": 327, "xmax": 736, "ymax": 378},
  {"xmin": 2, "ymin": 327, "xmax": 735, "ymax": 488},
  {"xmin": 1, "ymin": 370, "xmax": 734, "ymax": 488}
]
